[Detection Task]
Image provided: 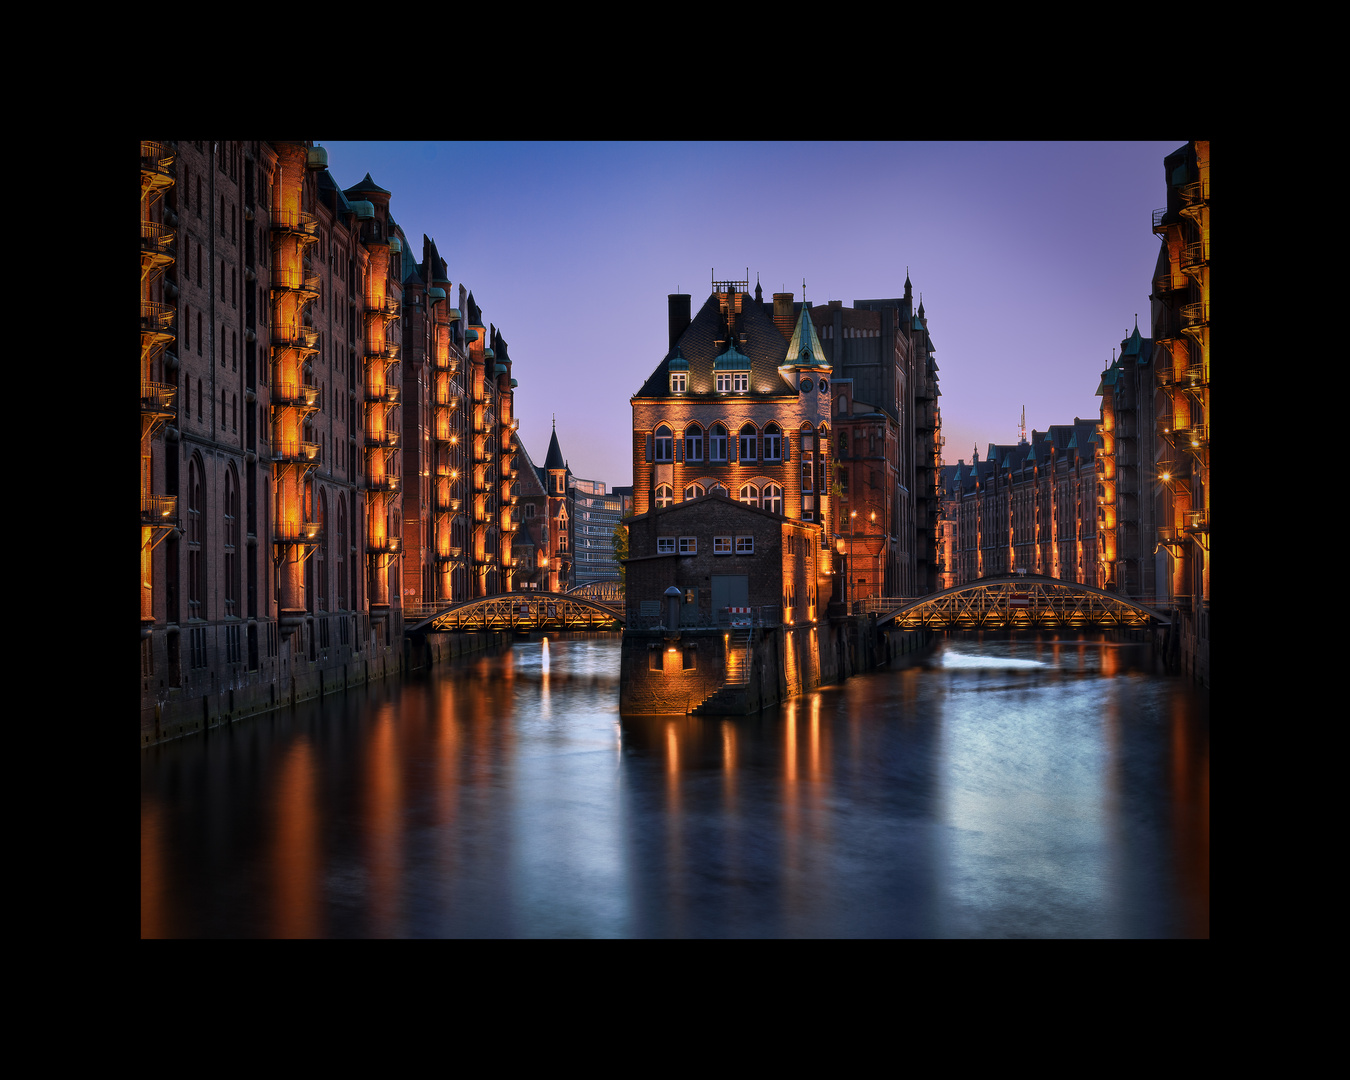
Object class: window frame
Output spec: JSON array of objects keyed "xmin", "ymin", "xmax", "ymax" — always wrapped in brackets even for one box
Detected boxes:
[
  {"xmin": 657, "ymin": 536, "xmax": 676, "ymax": 554},
  {"xmin": 713, "ymin": 536, "xmax": 732, "ymax": 555},
  {"xmin": 735, "ymin": 536, "xmax": 755, "ymax": 555},
  {"xmin": 678, "ymin": 536, "xmax": 697, "ymax": 555},
  {"xmin": 739, "ymin": 424, "xmax": 757, "ymax": 462}
]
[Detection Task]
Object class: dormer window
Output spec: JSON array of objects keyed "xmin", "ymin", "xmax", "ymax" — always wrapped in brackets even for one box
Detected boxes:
[
  {"xmin": 734, "ymin": 372, "xmax": 748, "ymax": 392},
  {"xmin": 716, "ymin": 371, "xmax": 732, "ymax": 393},
  {"xmin": 670, "ymin": 371, "xmax": 686, "ymax": 393}
]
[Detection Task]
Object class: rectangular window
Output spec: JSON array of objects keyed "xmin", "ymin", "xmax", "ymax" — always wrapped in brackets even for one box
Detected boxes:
[
  {"xmin": 714, "ymin": 536, "xmax": 732, "ymax": 555},
  {"xmin": 670, "ymin": 372, "xmax": 686, "ymax": 392},
  {"xmin": 679, "ymin": 536, "xmax": 697, "ymax": 554},
  {"xmin": 734, "ymin": 372, "xmax": 748, "ymax": 392},
  {"xmin": 683, "ymin": 645, "xmax": 697, "ymax": 671},
  {"xmin": 649, "ymin": 645, "xmax": 662, "ymax": 671},
  {"xmin": 735, "ymin": 536, "xmax": 755, "ymax": 555},
  {"xmin": 716, "ymin": 372, "xmax": 732, "ymax": 392},
  {"xmin": 657, "ymin": 536, "xmax": 675, "ymax": 554}
]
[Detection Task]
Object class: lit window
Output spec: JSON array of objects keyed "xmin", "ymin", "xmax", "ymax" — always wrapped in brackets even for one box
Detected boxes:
[
  {"xmin": 739, "ymin": 483, "xmax": 759, "ymax": 508},
  {"xmin": 734, "ymin": 372, "xmax": 749, "ymax": 392},
  {"xmin": 679, "ymin": 537, "xmax": 697, "ymax": 554},
  {"xmin": 714, "ymin": 536, "xmax": 732, "ymax": 555},
  {"xmin": 655, "ymin": 485, "xmax": 673, "ymax": 509},
  {"xmin": 735, "ymin": 536, "xmax": 755, "ymax": 555},
  {"xmin": 670, "ymin": 371, "xmax": 686, "ymax": 393},
  {"xmin": 716, "ymin": 372, "xmax": 732, "ymax": 393},
  {"xmin": 657, "ymin": 536, "xmax": 675, "ymax": 554}
]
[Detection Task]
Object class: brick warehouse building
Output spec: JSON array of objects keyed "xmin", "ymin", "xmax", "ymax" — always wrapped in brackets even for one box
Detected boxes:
[
  {"xmin": 628, "ymin": 273, "xmax": 940, "ymax": 611},
  {"xmin": 141, "ymin": 141, "xmax": 525, "ymax": 744}
]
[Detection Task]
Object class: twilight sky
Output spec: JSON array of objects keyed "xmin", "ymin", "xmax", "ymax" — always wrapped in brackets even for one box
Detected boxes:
[{"xmin": 322, "ymin": 141, "xmax": 1183, "ymax": 489}]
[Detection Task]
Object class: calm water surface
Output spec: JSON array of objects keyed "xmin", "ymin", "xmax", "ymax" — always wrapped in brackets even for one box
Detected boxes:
[{"xmin": 140, "ymin": 633, "xmax": 1209, "ymax": 938}]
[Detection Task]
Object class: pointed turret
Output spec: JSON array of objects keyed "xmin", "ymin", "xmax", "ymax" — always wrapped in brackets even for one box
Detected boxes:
[{"xmin": 778, "ymin": 301, "xmax": 831, "ymax": 388}]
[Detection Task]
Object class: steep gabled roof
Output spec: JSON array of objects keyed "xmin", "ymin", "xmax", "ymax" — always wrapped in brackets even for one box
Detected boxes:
[
  {"xmin": 543, "ymin": 423, "xmax": 566, "ymax": 471},
  {"xmin": 633, "ymin": 290, "xmax": 792, "ymax": 399}
]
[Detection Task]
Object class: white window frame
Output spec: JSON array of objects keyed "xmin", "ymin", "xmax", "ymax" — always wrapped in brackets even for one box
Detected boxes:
[
  {"xmin": 655, "ymin": 485, "xmax": 673, "ymax": 509},
  {"xmin": 735, "ymin": 536, "xmax": 755, "ymax": 555},
  {"xmin": 763, "ymin": 484, "xmax": 783, "ymax": 515},
  {"xmin": 713, "ymin": 536, "xmax": 732, "ymax": 555},
  {"xmin": 684, "ymin": 482, "xmax": 705, "ymax": 500},
  {"xmin": 684, "ymin": 426, "xmax": 703, "ymax": 461},
  {"xmin": 654, "ymin": 425, "xmax": 673, "ymax": 462},
  {"xmin": 657, "ymin": 536, "xmax": 676, "ymax": 554},
  {"xmin": 670, "ymin": 372, "xmax": 686, "ymax": 393},
  {"xmin": 733, "ymin": 371, "xmax": 749, "ymax": 392},
  {"xmin": 716, "ymin": 371, "xmax": 732, "ymax": 393},
  {"xmin": 679, "ymin": 536, "xmax": 697, "ymax": 554},
  {"xmin": 764, "ymin": 426, "xmax": 781, "ymax": 461},
  {"xmin": 738, "ymin": 483, "xmax": 759, "ymax": 508},
  {"xmin": 709, "ymin": 425, "xmax": 728, "ymax": 461},
  {"xmin": 739, "ymin": 425, "xmax": 756, "ymax": 461}
]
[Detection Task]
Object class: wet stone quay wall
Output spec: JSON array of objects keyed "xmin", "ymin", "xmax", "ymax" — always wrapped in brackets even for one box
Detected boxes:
[
  {"xmin": 141, "ymin": 628, "xmax": 508, "ymax": 748},
  {"xmin": 619, "ymin": 618, "xmax": 933, "ymax": 715}
]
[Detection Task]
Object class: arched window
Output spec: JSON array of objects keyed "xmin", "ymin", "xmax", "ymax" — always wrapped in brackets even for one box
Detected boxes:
[
  {"xmin": 684, "ymin": 482, "xmax": 705, "ymax": 501},
  {"xmin": 764, "ymin": 423, "xmax": 782, "ymax": 461},
  {"xmin": 763, "ymin": 484, "xmax": 783, "ymax": 515},
  {"xmin": 739, "ymin": 424, "xmax": 757, "ymax": 461},
  {"xmin": 684, "ymin": 424, "xmax": 703, "ymax": 462},
  {"xmin": 187, "ymin": 456, "xmax": 204, "ymax": 619},
  {"xmin": 709, "ymin": 423, "xmax": 728, "ymax": 462},
  {"xmin": 739, "ymin": 483, "xmax": 759, "ymax": 508},
  {"xmin": 655, "ymin": 484, "xmax": 673, "ymax": 509},
  {"xmin": 336, "ymin": 499, "xmax": 348, "ymax": 610},
  {"xmin": 224, "ymin": 468, "xmax": 239, "ymax": 617},
  {"xmin": 710, "ymin": 482, "xmax": 728, "ymax": 497},
  {"xmin": 654, "ymin": 425, "xmax": 673, "ymax": 462},
  {"xmin": 316, "ymin": 489, "xmax": 328, "ymax": 612}
]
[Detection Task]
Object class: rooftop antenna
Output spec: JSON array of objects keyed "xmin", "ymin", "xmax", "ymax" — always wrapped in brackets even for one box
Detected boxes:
[{"xmin": 1019, "ymin": 406, "xmax": 1027, "ymax": 444}]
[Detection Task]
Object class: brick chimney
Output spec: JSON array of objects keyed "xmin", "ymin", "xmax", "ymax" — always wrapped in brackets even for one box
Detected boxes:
[
  {"xmin": 668, "ymin": 294, "xmax": 691, "ymax": 352},
  {"xmin": 773, "ymin": 292, "xmax": 795, "ymax": 340}
]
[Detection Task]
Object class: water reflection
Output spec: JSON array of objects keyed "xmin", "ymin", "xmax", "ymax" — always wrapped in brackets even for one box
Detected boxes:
[{"xmin": 141, "ymin": 631, "xmax": 1207, "ymax": 937}]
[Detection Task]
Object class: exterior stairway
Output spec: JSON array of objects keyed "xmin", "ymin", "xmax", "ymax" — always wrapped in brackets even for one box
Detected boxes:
[{"xmin": 691, "ymin": 629, "xmax": 754, "ymax": 715}]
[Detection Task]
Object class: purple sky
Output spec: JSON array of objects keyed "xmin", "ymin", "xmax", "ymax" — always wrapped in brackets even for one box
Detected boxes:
[{"xmin": 323, "ymin": 141, "xmax": 1183, "ymax": 487}]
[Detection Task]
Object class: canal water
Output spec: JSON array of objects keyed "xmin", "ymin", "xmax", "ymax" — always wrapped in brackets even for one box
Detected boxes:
[{"xmin": 140, "ymin": 632, "xmax": 1208, "ymax": 938}]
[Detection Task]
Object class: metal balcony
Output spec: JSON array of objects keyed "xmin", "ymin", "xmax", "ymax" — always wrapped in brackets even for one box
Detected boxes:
[
  {"xmin": 272, "ymin": 440, "xmax": 321, "ymax": 466},
  {"xmin": 141, "ymin": 380, "xmax": 177, "ymax": 418},
  {"xmin": 1180, "ymin": 240, "xmax": 1209, "ymax": 276},
  {"xmin": 1180, "ymin": 301, "xmax": 1209, "ymax": 338},
  {"xmin": 364, "ymin": 430, "xmax": 401, "ymax": 449},
  {"xmin": 364, "ymin": 382, "xmax": 400, "ymax": 404},
  {"xmin": 272, "ymin": 382, "xmax": 321, "ymax": 411},
  {"xmin": 367, "ymin": 535, "xmax": 404, "ymax": 555},
  {"xmin": 141, "ymin": 220, "xmax": 175, "ymax": 260},
  {"xmin": 141, "ymin": 493, "xmax": 178, "ymax": 527},
  {"xmin": 272, "ymin": 270, "xmax": 322, "ymax": 298},
  {"xmin": 270, "ymin": 210, "xmax": 319, "ymax": 240},
  {"xmin": 274, "ymin": 521, "xmax": 322, "ymax": 544},
  {"xmin": 272, "ymin": 325, "xmax": 319, "ymax": 352},
  {"xmin": 365, "ymin": 473, "xmax": 402, "ymax": 493},
  {"xmin": 141, "ymin": 300, "xmax": 176, "ymax": 336}
]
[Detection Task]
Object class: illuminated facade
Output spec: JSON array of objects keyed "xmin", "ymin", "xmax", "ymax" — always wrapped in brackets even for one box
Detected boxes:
[
  {"xmin": 1150, "ymin": 140, "xmax": 1209, "ymax": 683},
  {"xmin": 141, "ymin": 140, "xmax": 525, "ymax": 745},
  {"xmin": 948, "ymin": 422, "xmax": 1100, "ymax": 587},
  {"xmin": 1095, "ymin": 322, "xmax": 1161, "ymax": 601},
  {"xmin": 631, "ymin": 279, "xmax": 835, "ymax": 609}
]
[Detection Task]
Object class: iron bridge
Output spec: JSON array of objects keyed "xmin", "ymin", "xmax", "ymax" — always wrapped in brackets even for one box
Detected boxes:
[
  {"xmin": 872, "ymin": 574, "xmax": 1170, "ymax": 631},
  {"xmin": 406, "ymin": 590, "xmax": 624, "ymax": 634}
]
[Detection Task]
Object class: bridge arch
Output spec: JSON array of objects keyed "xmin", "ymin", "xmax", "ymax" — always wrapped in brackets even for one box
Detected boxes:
[
  {"xmin": 876, "ymin": 574, "xmax": 1169, "ymax": 630},
  {"xmin": 406, "ymin": 590, "xmax": 623, "ymax": 634}
]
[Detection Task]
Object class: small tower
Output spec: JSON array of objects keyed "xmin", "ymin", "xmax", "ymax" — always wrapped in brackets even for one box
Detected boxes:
[{"xmin": 543, "ymin": 419, "xmax": 571, "ymax": 591}]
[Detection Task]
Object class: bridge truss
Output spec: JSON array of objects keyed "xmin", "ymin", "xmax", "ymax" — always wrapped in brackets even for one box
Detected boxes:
[
  {"xmin": 407, "ymin": 591, "xmax": 623, "ymax": 634},
  {"xmin": 877, "ymin": 575, "xmax": 1169, "ymax": 631}
]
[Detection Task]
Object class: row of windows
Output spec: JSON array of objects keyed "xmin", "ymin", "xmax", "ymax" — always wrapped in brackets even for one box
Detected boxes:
[
  {"xmin": 656, "ymin": 535, "xmax": 756, "ymax": 555},
  {"xmin": 654, "ymin": 421, "xmax": 811, "ymax": 463}
]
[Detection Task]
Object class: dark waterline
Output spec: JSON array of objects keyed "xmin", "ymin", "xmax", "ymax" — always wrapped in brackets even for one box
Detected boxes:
[{"xmin": 141, "ymin": 632, "xmax": 1208, "ymax": 938}]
